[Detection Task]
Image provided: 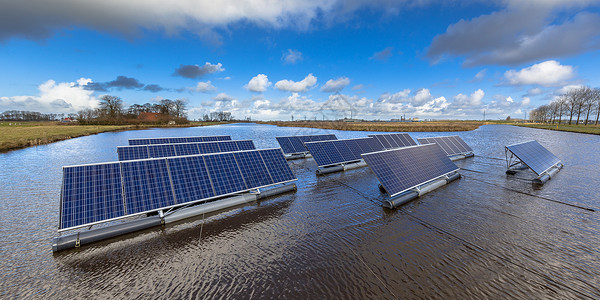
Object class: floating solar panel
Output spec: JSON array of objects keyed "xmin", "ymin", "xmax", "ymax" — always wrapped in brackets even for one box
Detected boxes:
[
  {"xmin": 505, "ymin": 140, "xmax": 561, "ymax": 176},
  {"xmin": 59, "ymin": 149, "xmax": 296, "ymax": 231},
  {"xmin": 128, "ymin": 135, "xmax": 231, "ymax": 146},
  {"xmin": 368, "ymin": 133, "xmax": 417, "ymax": 149},
  {"xmin": 417, "ymin": 135, "xmax": 473, "ymax": 156},
  {"xmin": 362, "ymin": 144, "xmax": 459, "ymax": 197},
  {"xmin": 305, "ymin": 137, "xmax": 385, "ymax": 167},
  {"xmin": 117, "ymin": 140, "xmax": 256, "ymax": 161},
  {"xmin": 276, "ymin": 134, "xmax": 337, "ymax": 154}
]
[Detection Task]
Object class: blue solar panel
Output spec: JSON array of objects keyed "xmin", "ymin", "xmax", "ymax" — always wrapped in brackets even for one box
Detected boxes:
[
  {"xmin": 259, "ymin": 149, "xmax": 296, "ymax": 183},
  {"xmin": 305, "ymin": 138, "xmax": 383, "ymax": 167},
  {"xmin": 121, "ymin": 159, "xmax": 176, "ymax": 214},
  {"xmin": 276, "ymin": 137, "xmax": 295, "ymax": 154},
  {"xmin": 333, "ymin": 140, "xmax": 360, "ymax": 161},
  {"xmin": 203, "ymin": 153, "xmax": 247, "ymax": 195},
  {"xmin": 60, "ymin": 148, "xmax": 296, "ymax": 230},
  {"xmin": 167, "ymin": 155, "xmax": 215, "ymax": 203},
  {"xmin": 234, "ymin": 151, "xmax": 274, "ymax": 188},
  {"xmin": 218, "ymin": 141, "xmax": 240, "ymax": 152},
  {"xmin": 148, "ymin": 144, "xmax": 176, "ymax": 158},
  {"xmin": 60, "ymin": 163, "xmax": 125, "ymax": 229},
  {"xmin": 362, "ymin": 144, "xmax": 459, "ymax": 197},
  {"xmin": 117, "ymin": 146, "xmax": 149, "ymax": 161},
  {"xmin": 505, "ymin": 140, "xmax": 561, "ymax": 175},
  {"xmin": 174, "ymin": 143, "xmax": 200, "ymax": 156},
  {"xmin": 198, "ymin": 142, "xmax": 221, "ymax": 154},
  {"xmin": 276, "ymin": 134, "xmax": 337, "ymax": 154},
  {"xmin": 237, "ymin": 140, "xmax": 256, "ymax": 151},
  {"xmin": 128, "ymin": 136, "xmax": 231, "ymax": 145},
  {"xmin": 369, "ymin": 133, "xmax": 417, "ymax": 149},
  {"xmin": 417, "ymin": 136, "xmax": 472, "ymax": 156}
]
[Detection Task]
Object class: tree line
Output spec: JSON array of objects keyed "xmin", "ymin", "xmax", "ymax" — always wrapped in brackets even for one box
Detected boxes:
[
  {"xmin": 78, "ymin": 95, "xmax": 188, "ymax": 125},
  {"xmin": 529, "ymin": 86, "xmax": 600, "ymax": 125},
  {"xmin": 0, "ymin": 110, "xmax": 78, "ymax": 121}
]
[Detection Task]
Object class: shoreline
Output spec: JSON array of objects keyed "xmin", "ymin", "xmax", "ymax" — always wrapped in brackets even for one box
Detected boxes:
[{"xmin": 0, "ymin": 122, "xmax": 226, "ymax": 153}]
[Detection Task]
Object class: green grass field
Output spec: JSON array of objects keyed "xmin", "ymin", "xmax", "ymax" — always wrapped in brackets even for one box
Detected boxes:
[
  {"xmin": 514, "ymin": 123, "xmax": 600, "ymax": 135},
  {"xmin": 0, "ymin": 121, "xmax": 225, "ymax": 152}
]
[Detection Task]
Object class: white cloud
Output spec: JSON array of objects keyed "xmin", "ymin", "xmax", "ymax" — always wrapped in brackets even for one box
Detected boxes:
[
  {"xmin": 274, "ymin": 74, "xmax": 317, "ymax": 92},
  {"xmin": 504, "ymin": 60, "xmax": 574, "ymax": 86},
  {"xmin": 556, "ymin": 84, "xmax": 584, "ymax": 95},
  {"xmin": 427, "ymin": 1, "xmax": 600, "ymax": 66},
  {"xmin": 472, "ymin": 69, "xmax": 486, "ymax": 82},
  {"xmin": 282, "ymin": 49, "xmax": 303, "ymax": 64},
  {"xmin": 0, "ymin": 78, "xmax": 99, "ymax": 113},
  {"xmin": 193, "ymin": 81, "xmax": 217, "ymax": 92},
  {"xmin": 351, "ymin": 84, "xmax": 365, "ymax": 90},
  {"xmin": 453, "ymin": 89, "xmax": 484, "ymax": 107},
  {"xmin": 320, "ymin": 77, "xmax": 350, "ymax": 93},
  {"xmin": 245, "ymin": 74, "xmax": 271, "ymax": 92},
  {"xmin": 526, "ymin": 87, "xmax": 543, "ymax": 96}
]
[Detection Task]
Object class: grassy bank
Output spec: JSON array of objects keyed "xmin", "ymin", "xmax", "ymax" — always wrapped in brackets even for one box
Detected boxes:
[
  {"xmin": 514, "ymin": 123, "xmax": 600, "ymax": 135},
  {"xmin": 259, "ymin": 120, "xmax": 484, "ymax": 132},
  {"xmin": 0, "ymin": 121, "xmax": 225, "ymax": 152}
]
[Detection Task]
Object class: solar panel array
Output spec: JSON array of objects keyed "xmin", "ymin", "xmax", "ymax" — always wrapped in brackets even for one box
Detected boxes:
[
  {"xmin": 59, "ymin": 149, "xmax": 296, "ymax": 230},
  {"xmin": 276, "ymin": 134, "xmax": 337, "ymax": 154},
  {"xmin": 117, "ymin": 140, "xmax": 256, "ymax": 161},
  {"xmin": 417, "ymin": 136, "xmax": 473, "ymax": 156},
  {"xmin": 505, "ymin": 140, "xmax": 561, "ymax": 175},
  {"xmin": 368, "ymin": 133, "xmax": 418, "ymax": 149},
  {"xmin": 128, "ymin": 135, "xmax": 231, "ymax": 146},
  {"xmin": 304, "ymin": 137, "xmax": 385, "ymax": 167},
  {"xmin": 362, "ymin": 144, "xmax": 459, "ymax": 197}
]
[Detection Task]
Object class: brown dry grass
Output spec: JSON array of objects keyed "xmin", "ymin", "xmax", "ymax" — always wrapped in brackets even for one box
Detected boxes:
[{"xmin": 259, "ymin": 121, "xmax": 483, "ymax": 132}]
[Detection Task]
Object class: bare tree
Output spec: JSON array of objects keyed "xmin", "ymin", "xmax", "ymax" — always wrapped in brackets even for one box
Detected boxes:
[
  {"xmin": 555, "ymin": 95, "xmax": 567, "ymax": 124},
  {"xmin": 592, "ymin": 88, "xmax": 600, "ymax": 125},
  {"xmin": 549, "ymin": 101, "xmax": 559, "ymax": 124},
  {"xmin": 173, "ymin": 99, "xmax": 187, "ymax": 118},
  {"xmin": 582, "ymin": 87, "xmax": 595, "ymax": 125},
  {"xmin": 99, "ymin": 95, "xmax": 124, "ymax": 118},
  {"xmin": 566, "ymin": 89, "xmax": 577, "ymax": 125}
]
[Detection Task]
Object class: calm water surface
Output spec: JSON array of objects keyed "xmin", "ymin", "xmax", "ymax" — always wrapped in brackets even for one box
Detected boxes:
[{"xmin": 1, "ymin": 124, "xmax": 599, "ymax": 299}]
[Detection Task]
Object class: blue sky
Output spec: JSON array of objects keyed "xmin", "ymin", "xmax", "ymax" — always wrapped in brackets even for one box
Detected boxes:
[{"xmin": 1, "ymin": 0, "xmax": 599, "ymax": 121}]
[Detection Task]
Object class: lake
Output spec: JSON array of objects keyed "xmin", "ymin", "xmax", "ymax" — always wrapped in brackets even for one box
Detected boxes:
[{"xmin": 1, "ymin": 123, "xmax": 599, "ymax": 298}]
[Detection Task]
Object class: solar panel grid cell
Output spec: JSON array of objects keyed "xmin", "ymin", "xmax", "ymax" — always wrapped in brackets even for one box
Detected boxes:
[
  {"xmin": 506, "ymin": 141, "xmax": 561, "ymax": 175},
  {"xmin": 121, "ymin": 159, "xmax": 176, "ymax": 214},
  {"xmin": 362, "ymin": 144, "xmax": 459, "ymax": 197},
  {"xmin": 203, "ymin": 153, "xmax": 247, "ymax": 195},
  {"xmin": 234, "ymin": 151, "xmax": 274, "ymax": 188},
  {"xmin": 173, "ymin": 143, "xmax": 200, "ymax": 156},
  {"xmin": 167, "ymin": 156, "xmax": 215, "ymax": 203},
  {"xmin": 60, "ymin": 163, "xmax": 125, "ymax": 229},
  {"xmin": 237, "ymin": 140, "xmax": 256, "ymax": 151},
  {"xmin": 260, "ymin": 149, "xmax": 296, "ymax": 183},
  {"xmin": 148, "ymin": 144, "xmax": 176, "ymax": 158},
  {"xmin": 218, "ymin": 141, "xmax": 240, "ymax": 152}
]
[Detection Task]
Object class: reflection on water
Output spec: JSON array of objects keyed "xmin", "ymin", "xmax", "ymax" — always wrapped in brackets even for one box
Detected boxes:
[{"xmin": 1, "ymin": 124, "xmax": 600, "ymax": 298}]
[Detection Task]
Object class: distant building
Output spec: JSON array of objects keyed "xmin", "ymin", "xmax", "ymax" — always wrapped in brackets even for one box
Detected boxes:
[{"xmin": 138, "ymin": 112, "xmax": 163, "ymax": 121}]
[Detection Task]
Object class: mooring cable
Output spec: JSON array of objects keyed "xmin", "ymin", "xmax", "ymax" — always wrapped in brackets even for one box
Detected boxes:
[
  {"xmin": 404, "ymin": 213, "xmax": 596, "ymax": 299},
  {"xmin": 463, "ymin": 175, "xmax": 595, "ymax": 212},
  {"xmin": 338, "ymin": 172, "xmax": 595, "ymax": 298},
  {"xmin": 291, "ymin": 158, "xmax": 596, "ymax": 298}
]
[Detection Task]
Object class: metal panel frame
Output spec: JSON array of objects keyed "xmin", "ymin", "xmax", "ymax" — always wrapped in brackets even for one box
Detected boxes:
[
  {"xmin": 59, "ymin": 148, "xmax": 296, "ymax": 232},
  {"xmin": 117, "ymin": 140, "xmax": 256, "ymax": 161},
  {"xmin": 505, "ymin": 140, "xmax": 561, "ymax": 176},
  {"xmin": 128, "ymin": 135, "xmax": 231, "ymax": 146},
  {"xmin": 305, "ymin": 137, "xmax": 382, "ymax": 167},
  {"xmin": 417, "ymin": 135, "xmax": 472, "ymax": 156},
  {"xmin": 362, "ymin": 144, "xmax": 459, "ymax": 197},
  {"xmin": 275, "ymin": 134, "xmax": 337, "ymax": 154}
]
